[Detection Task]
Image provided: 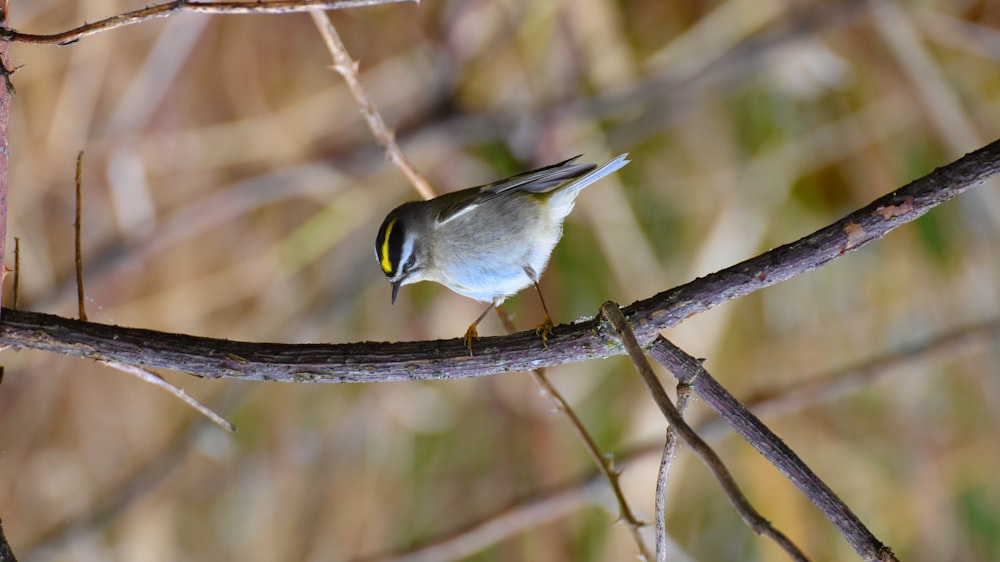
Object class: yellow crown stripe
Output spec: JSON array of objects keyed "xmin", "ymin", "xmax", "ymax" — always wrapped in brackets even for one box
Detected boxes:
[{"xmin": 380, "ymin": 218, "xmax": 397, "ymax": 274}]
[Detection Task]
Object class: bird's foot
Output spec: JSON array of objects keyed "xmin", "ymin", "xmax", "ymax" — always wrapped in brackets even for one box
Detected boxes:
[
  {"xmin": 535, "ymin": 315, "xmax": 554, "ymax": 349},
  {"xmin": 463, "ymin": 325, "xmax": 479, "ymax": 356}
]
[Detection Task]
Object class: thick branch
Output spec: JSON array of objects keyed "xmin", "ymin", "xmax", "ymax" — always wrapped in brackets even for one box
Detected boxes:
[{"xmin": 1, "ymin": 139, "xmax": 998, "ymax": 381}]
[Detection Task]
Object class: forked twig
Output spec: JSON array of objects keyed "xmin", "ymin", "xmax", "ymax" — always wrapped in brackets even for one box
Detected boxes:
[
  {"xmin": 600, "ymin": 302, "xmax": 809, "ymax": 562},
  {"xmin": 645, "ymin": 335, "xmax": 899, "ymax": 562}
]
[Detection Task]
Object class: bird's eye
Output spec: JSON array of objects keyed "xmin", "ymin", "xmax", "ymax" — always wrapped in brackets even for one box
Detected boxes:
[{"xmin": 404, "ymin": 254, "xmax": 416, "ymax": 272}]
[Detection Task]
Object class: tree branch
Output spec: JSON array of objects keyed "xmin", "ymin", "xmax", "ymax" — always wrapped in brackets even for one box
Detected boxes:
[
  {"xmin": 1, "ymin": 139, "xmax": 998, "ymax": 382},
  {"xmin": 646, "ymin": 336, "xmax": 897, "ymax": 562}
]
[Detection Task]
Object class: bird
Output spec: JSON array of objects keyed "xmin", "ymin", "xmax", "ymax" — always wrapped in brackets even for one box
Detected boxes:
[{"xmin": 375, "ymin": 153, "xmax": 630, "ymax": 353}]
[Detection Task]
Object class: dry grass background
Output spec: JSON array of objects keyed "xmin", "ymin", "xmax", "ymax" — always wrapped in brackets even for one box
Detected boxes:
[{"xmin": 1, "ymin": 0, "xmax": 1000, "ymax": 560}]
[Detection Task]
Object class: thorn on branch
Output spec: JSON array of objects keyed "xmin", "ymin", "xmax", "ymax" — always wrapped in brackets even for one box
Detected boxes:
[{"xmin": 0, "ymin": 58, "xmax": 16, "ymax": 95}]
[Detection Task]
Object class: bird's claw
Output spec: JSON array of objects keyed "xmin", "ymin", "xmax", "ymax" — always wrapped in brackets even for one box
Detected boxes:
[
  {"xmin": 535, "ymin": 315, "xmax": 554, "ymax": 349},
  {"xmin": 463, "ymin": 325, "xmax": 479, "ymax": 356}
]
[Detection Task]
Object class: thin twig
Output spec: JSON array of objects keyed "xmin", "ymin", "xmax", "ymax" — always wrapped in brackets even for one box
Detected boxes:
[
  {"xmin": 0, "ymin": 0, "xmax": 416, "ymax": 46},
  {"xmin": 655, "ymin": 383, "xmax": 691, "ymax": 562},
  {"xmin": 71, "ymin": 152, "xmax": 234, "ymax": 432},
  {"xmin": 646, "ymin": 335, "xmax": 899, "ymax": 562},
  {"xmin": 98, "ymin": 360, "xmax": 236, "ymax": 432},
  {"xmin": 74, "ymin": 151, "xmax": 86, "ymax": 321},
  {"xmin": 494, "ymin": 307, "xmax": 652, "ymax": 561},
  {"xmin": 309, "ymin": 12, "xmax": 436, "ymax": 200},
  {"xmin": 11, "ymin": 237, "xmax": 17, "ymax": 310},
  {"xmin": 600, "ymin": 302, "xmax": 810, "ymax": 562}
]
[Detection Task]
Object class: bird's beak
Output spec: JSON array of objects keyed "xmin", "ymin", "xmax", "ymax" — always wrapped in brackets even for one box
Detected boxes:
[{"xmin": 391, "ymin": 280, "xmax": 401, "ymax": 305}]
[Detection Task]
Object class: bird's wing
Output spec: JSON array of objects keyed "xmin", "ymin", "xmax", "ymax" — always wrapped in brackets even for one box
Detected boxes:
[{"xmin": 435, "ymin": 155, "xmax": 594, "ymax": 224}]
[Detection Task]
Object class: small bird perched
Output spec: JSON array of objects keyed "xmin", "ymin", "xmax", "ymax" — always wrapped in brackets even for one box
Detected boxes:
[{"xmin": 375, "ymin": 153, "xmax": 630, "ymax": 353}]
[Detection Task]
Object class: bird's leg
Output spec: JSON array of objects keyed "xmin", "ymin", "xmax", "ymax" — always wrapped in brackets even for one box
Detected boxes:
[
  {"xmin": 464, "ymin": 301, "xmax": 496, "ymax": 356},
  {"xmin": 524, "ymin": 266, "xmax": 553, "ymax": 348}
]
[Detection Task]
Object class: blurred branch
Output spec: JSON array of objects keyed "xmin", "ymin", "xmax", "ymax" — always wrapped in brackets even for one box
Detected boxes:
[
  {"xmin": 734, "ymin": 318, "xmax": 1000, "ymax": 425},
  {"xmin": 601, "ymin": 304, "xmax": 809, "ymax": 562},
  {"xmin": 0, "ymin": 0, "xmax": 416, "ymax": 46},
  {"xmin": 604, "ymin": 0, "xmax": 867, "ymax": 146},
  {"xmin": 21, "ymin": 385, "xmax": 249, "ymax": 555},
  {"xmin": 357, "ymin": 477, "xmax": 610, "ymax": 562},
  {"xmin": 2, "ymin": 138, "xmax": 999, "ymax": 380},
  {"xmin": 310, "ymin": 12, "xmax": 436, "ymax": 200}
]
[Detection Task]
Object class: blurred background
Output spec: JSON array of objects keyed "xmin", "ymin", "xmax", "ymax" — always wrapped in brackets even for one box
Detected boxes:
[{"xmin": 1, "ymin": 0, "xmax": 1000, "ymax": 560}]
